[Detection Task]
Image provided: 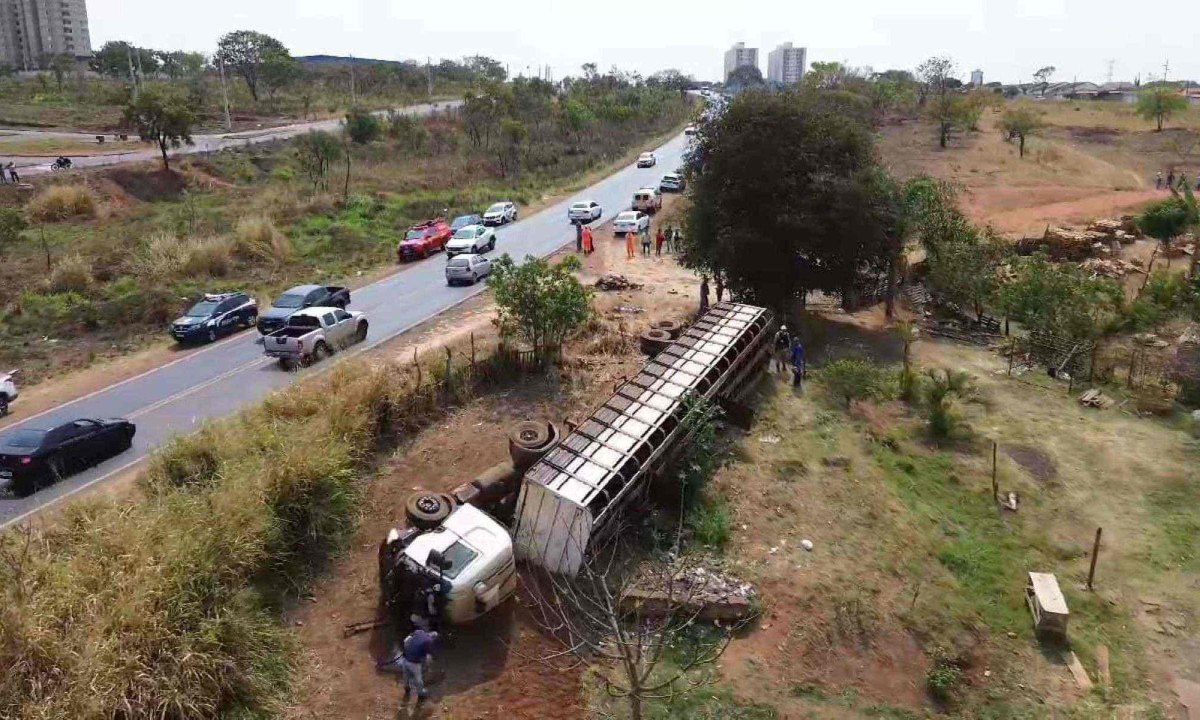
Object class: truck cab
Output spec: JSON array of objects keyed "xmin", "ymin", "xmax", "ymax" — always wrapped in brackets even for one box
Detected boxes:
[{"xmin": 383, "ymin": 503, "xmax": 517, "ymax": 625}]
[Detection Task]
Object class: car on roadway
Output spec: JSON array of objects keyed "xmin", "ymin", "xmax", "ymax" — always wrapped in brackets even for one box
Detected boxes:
[
  {"xmin": 636, "ymin": 152, "xmax": 657, "ymax": 168},
  {"xmin": 659, "ymin": 173, "xmax": 686, "ymax": 193},
  {"xmin": 0, "ymin": 418, "xmax": 136, "ymax": 497},
  {"xmin": 263, "ymin": 307, "xmax": 369, "ymax": 370},
  {"xmin": 483, "ymin": 201, "xmax": 518, "ymax": 226},
  {"xmin": 398, "ymin": 218, "xmax": 453, "ymax": 261},
  {"xmin": 684, "ymin": 125, "xmax": 697, "ymax": 136},
  {"xmin": 169, "ymin": 292, "xmax": 258, "ymax": 344},
  {"xmin": 445, "ymin": 253, "xmax": 493, "ymax": 286},
  {"xmin": 613, "ymin": 211, "xmax": 650, "ymax": 236},
  {"xmin": 450, "ymin": 213, "xmax": 483, "ymax": 233},
  {"xmin": 445, "ymin": 225, "xmax": 497, "ymax": 256},
  {"xmin": 568, "ymin": 200, "xmax": 603, "ymax": 224},
  {"xmin": 0, "ymin": 370, "xmax": 17, "ymax": 417},
  {"xmin": 257, "ymin": 284, "xmax": 351, "ymax": 335},
  {"xmin": 632, "ymin": 187, "xmax": 663, "ymax": 214}
]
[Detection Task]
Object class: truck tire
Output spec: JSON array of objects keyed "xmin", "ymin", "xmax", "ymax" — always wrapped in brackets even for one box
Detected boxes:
[
  {"xmin": 311, "ymin": 342, "xmax": 330, "ymax": 363},
  {"xmin": 651, "ymin": 319, "xmax": 684, "ymax": 339},
  {"xmin": 640, "ymin": 329, "xmax": 672, "ymax": 357},
  {"xmin": 278, "ymin": 357, "xmax": 295, "ymax": 371},
  {"xmin": 405, "ymin": 491, "xmax": 455, "ymax": 530},
  {"xmin": 508, "ymin": 420, "xmax": 560, "ymax": 471},
  {"xmin": 355, "ymin": 321, "xmax": 369, "ymax": 343}
]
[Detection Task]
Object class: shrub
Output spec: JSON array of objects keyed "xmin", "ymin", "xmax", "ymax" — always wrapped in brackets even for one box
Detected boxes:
[
  {"xmin": 821, "ymin": 358, "xmax": 890, "ymax": 409},
  {"xmin": 233, "ymin": 215, "xmax": 292, "ymax": 263},
  {"xmin": 344, "ymin": 107, "xmax": 381, "ymax": 145},
  {"xmin": 25, "ymin": 184, "xmax": 98, "ymax": 222},
  {"xmin": 921, "ymin": 368, "xmax": 974, "ymax": 438},
  {"xmin": 133, "ymin": 233, "xmax": 232, "ymax": 279},
  {"xmin": 689, "ymin": 494, "xmax": 732, "ymax": 547},
  {"xmin": 46, "ymin": 253, "xmax": 93, "ymax": 293},
  {"xmin": 0, "ymin": 207, "xmax": 27, "ymax": 247},
  {"xmin": 925, "ymin": 647, "xmax": 964, "ymax": 703}
]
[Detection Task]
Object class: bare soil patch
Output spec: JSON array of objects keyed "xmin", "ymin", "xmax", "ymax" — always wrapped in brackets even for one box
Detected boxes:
[
  {"xmin": 106, "ymin": 168, "xmax": 188, "ymax": 202},
  {"xmin": 1003, "ymin": 444, "xmax": 1058, "ymax": 484}
]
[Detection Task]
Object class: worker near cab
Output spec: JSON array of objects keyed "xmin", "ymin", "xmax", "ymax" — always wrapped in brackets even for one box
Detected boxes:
[
  {"xmin": 773, "ymin": 325, "xmax": 791, "ymax": 373},
  {"xmin": 790, "ymin": 338, "xmax": 806, "ymax": 388},
  {"xmin": 378, "ymin": 627, "xmax": 439, "ymax": 705},
  {"xmin": 625, "ymin": 229, "xmax": 635, "ymax": 259}
]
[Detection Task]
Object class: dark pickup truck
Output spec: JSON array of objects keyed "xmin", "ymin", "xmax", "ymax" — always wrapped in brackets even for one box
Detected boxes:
[{"xmin": 256, "ymin": 284, "xmax": 351, "ymax": 335}]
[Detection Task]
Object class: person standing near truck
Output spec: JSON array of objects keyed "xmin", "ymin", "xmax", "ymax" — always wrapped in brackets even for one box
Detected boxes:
[
  {"xmin": 625, "ymin": 229, "xmax": 635, "ymax": 259},
  {"xmin": 574, "ymin": 221, "xmax": 583, "ymax": 253},
  {"xmin": 790, "ymin": 338, "xmax": 806, "ymax": 388},
  {"xmin": 377, "ymin": 627, "xmax": 439, "ymax": 705},
  {"xmin": 773, "ymin": 325, "xmax": 791, "ymax": 374},
  {"xmin": 582, "ymin": 224, "xmax": 594, "ymax": 255}
]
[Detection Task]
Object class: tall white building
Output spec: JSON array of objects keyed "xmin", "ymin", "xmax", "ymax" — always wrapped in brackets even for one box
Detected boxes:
[
  {"xmin": 723, "ymin": 42, "xmax": 759, "ymax": 81},
  {"xmin": 0, "ymin": 0, "xmax": 92, "ymax": 70},
  {"xmin": 970, "ymin": 69, "xmax": 984, "ymax": 87},
  {"xmin": 767, "ymin": 42, "xmax": 807, "ymax": 85}
]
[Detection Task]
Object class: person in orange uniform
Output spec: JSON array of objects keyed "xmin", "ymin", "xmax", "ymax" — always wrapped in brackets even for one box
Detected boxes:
[
  {"xmin": 625, "ymin": 229, "xmax": 635, "ymax": 259},
  {"xmin": 582, "ymin": 224, "xmax": 594, "ymax": 255}
]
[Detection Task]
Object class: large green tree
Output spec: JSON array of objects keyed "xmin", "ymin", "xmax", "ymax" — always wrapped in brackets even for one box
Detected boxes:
[
  {"xmin": 1139, "ymin": 187, "xmax": 1200, "ymax": 270},
  {"xmin": 999, "ymin": 103, "xmax": 1045, "ymax": 158},
  {"xmin": 214, "ymin": 30, "xmax": 291, "ymax": 102},
  {"xmin": 683, "ymin": 89, "xmax": 899, "ymax": 315},
  {"xmin": 123, "ymin": 88, "xmax": 195, "ymax": 171},
  {"xmin": 1136, "ymin": 86, "xmax": 1189, "ymax": 132},
  {"xmin": 489, "ymin": 254, "xmax": 592, "ymax": 357}
]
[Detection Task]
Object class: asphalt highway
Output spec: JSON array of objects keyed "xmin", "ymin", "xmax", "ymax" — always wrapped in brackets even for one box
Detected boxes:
[{"xmin": 0, "ymin": 131, "xmax": 690, "ymax": 527}]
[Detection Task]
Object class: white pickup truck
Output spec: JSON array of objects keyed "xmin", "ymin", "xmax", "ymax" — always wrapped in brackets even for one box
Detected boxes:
[{"xmin": 262, "ymin": 306, "xmax": 369, "ymax": 369}]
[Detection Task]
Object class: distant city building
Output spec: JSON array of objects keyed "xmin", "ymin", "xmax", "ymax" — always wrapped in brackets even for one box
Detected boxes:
[
  {"xmin": 0, "ymin": 0, "xmax": 92, "ymax": 70},
  {"xmin": 970, "ymin": 69, "xmax": 984, "ymax": 87},
  {"xmin": 767, "ymin": 42, "xmax": 807, "ymax": 85},
  {"xmin": 724, "ymin": 42, "xmax": 759, "ymax": 81}
]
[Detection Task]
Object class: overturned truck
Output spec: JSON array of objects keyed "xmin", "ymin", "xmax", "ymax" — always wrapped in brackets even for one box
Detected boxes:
[{"xmin": 379, "ymin": 302, "xmax": 775, "ymax": 625}]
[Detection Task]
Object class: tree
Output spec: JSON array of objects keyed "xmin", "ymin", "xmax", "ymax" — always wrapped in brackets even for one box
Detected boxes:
[
  {"xmin": 558, "ymin": 98, "xmax": 595, "ymax": 147},
  {"xmin": 725, "ymin": 64, "xmax": 764, "ymax": 92},
  {"xmin": 927, "ymin": 93, "xmax": 968, "ymax": 148},
  {"xmin": 926, "ymin": 229, "xmax": 1009, "ymax": 321},
  {"xmin": 343, "ymin": 107, "xmax": 381, "ymax": 144},
  {"xmin": 497, "ymin": 118, "xmax": 528, "ymax": 177},
  {"xmin": 684, "ymin": 90, "xmax": 897, "ymax": 316},
  {"xmin": 917, "ymin": 56, "xmax": 963, "ymax": 147},
  {"xmin": 999, "ymin": 103, "xmax": 1045, "ymax": 158},
  {"xmin": 294, "ymin": 131, "xmax": 342, "ymax": 192},
  {"xmin": 47, "ymin": 54, "xmax": 73, "ymax": 92},
  {"xmin": 916, "ymin": 56, "xmax": 957, "ymax": 106},
  {"xmin": 1033, "ymin": 66, "xmax": 1056, "ymax": 96},
  {"xmin": 1136, "ymin": 86, "xmax": 1189, "ymax": 132},
  {"xmin": 922, "ymin": 369, "xmax": 974, "ymax": 438},
  {"xmin": 488, "ymin": 254, "xmax": 591, "ymax": 357},
  {"xmin": 1139, "ymin": 188, "xmax": 1200, "ymax": 270},
  {"xmin": 0, "ymin": 208, "xmax": 28, "ymax": 250},
  {"xmin": 998, "ymin": 253, "xmax": 1122, "ymax": 342},
  {"xmin": 123, "ymin": 88, "xmax": 194, "ymax": 171},
  {"xmin": 156, "ymin": 50, "xmax": 207, "ymax": 80},
  {"xmin": 464, "ymin": 55, "xmax": 507, "ymax": 82},
  {"xmin": 214, "ymin": 30, "xmax": 290, "ymax": 102},
  {"xmin": 260, "ymin": 53, "xmax": 301, "ymax": 98},
  {"xmin": 649, "ymin": 68, "xmax": 693, "ymax": 97}
]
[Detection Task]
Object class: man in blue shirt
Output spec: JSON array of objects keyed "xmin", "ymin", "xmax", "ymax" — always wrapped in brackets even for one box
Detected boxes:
[
  {"xmin": 378, "ymin": 627, "xmax": 438, "ymax": 703},
  {"xmin": 790, "ymin": 339, "xmax": 805, "ymax": 388}
]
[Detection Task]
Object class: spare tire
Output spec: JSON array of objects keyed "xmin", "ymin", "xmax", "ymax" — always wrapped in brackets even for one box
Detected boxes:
[
  {"xmin": 640, "ymin": 328, "xmax": 672, "ymax": 357},
  {"xmin": 405, "ymin": 491, "xmax": 455, "ymax": 530},
  {"xmin": 509, "ymin": 420, "xmax": 559, "ymax": 471},
  {"xmin": 651, "ymin": 319, "xmax": 684, "ymax": 339}
]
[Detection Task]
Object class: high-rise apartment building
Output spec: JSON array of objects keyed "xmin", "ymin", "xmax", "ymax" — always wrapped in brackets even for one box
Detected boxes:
[
  {"xmin": 767, "ymin": 42, "xmax": 807, "ymax": 85},
  {"xmin": 723, "ymin": 42, "xmax": 759, "ymax": 80},
  {"xmin": 970, "ymin": 69, "xmax": 984, "ymax": 87},
  {"xmin": 0, "ymin": 0, "xmax": 92, "ymax": 70}
]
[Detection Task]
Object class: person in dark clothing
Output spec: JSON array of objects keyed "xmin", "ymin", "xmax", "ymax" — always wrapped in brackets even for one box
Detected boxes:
[
  {"xmin": 773, "ymin": 325, "xmax": 791, "ymax": 373},
  {"xmin": 1167, "ymin": 170, "xmax": 1175, "ymax": 189},
  {"xmin": 699, "ymin": 275, "xmax": 710, "ymax": 313},
  {"xmin": 1156, "ymin": 171, "xmax": 1164, "ymax": 189},
  {"xmin": 7, "ymin": 163, "xmax": 18, "ymax": 184},
  {"xmin": 715, "ymin": 275, "xmax": 725, "ymax": 302},
  {"xmin": 641, "ymin": 226, "xmax": 651, "ymax": 256},
  {"xmin": 655, "ymin": 228, "xmax": 665, "ymax": 256},
  {"xmin": 378, "ymin": 628, "xmax": 439, "ymax": 703},
  {"xmin": 790, "ymin": 339, "xmax": 806, "ymax": 388},
  {"xmin": 574, "ymin": 221, "xmax": 583, "ymax": 253}
]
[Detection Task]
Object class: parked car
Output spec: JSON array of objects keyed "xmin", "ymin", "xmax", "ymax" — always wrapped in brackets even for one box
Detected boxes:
[
  {"xmin": 445, "ymin": 225, "xmax": 497, "ymax": 256},
  {"xmin": 263, "ymin": 307, "xmax": 369, "ymax": 369},
  {"xmin": 483, "ymin": 202, "xmax": 518, "ymax": 226},
  {"xmin": 450, "ymin": 213, "xmax": 483, "ymax": 233},
  {"xmin": 257, "ymin": 285, "xmax": 351, "ymax": 335},
  {"xmin": 398, "ymin": 218, "xmax": 453, "ymax": 261},
  {"xmin": 613, "ymin": 211, "xmax": 650, "ymax": 236},
  {"xmin": 169, "ymin": 292, "xmax": 258, "ymax": 344},
  {"xmin": 0, "ymin": 370, "xmax": 18, "ymax": 417},
  {"xmin": 636, "ymin": 152, "xmax": 657, "ymax": 168},
  {"xmin": 632, "ymin": 187, "xmax": 663, "ymax": 214},
  {"xmin": 0, "ymin": 418, "xmax": 136, "ymax": 497},
  {"xmin": 568, "ymin": 200, "xmax": 603, "ymax": 224},
  {"xmin": 684, "ymin": 125, "xmax": 697, "ymax": 135},
  {"xmin": 659, "ymin": 173, "xmax": 686, "ymax": 193},
  {"xmin": 445, "ymin": 253, "xmax": 493, "ymax": 286}
]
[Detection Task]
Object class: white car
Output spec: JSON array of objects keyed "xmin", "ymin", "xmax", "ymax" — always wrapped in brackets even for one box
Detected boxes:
[
  {"xmin": 568, "ymin": 200, "xmax": 603, "ymax": 224},
  {"xmin": 684, "ymin": 125, "xmax": 697, "ymax": 136},
  {"xmin": 445, "ymin": 225, "xmax": 496, "ymax": 256},
  {"xmin": 636, "ymin": 152, "xmax": 657, "ymax": 168},
  {"xmin": 613, "ymin": 211, "xmax": 650, "ymax": 236},
  {"xmin": 0, "ymin": 369, "xmax": 18, "ymax": 416},
  {"xmin": 445, "ymin": 253, "xmax": 493, "ymax": 286},
  {"xmin": 483, "ymin": 201, "xmax": 518, "ymax": 226}
]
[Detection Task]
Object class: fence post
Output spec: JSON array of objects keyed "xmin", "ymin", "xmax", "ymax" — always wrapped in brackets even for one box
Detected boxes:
[
  {"xmin": 470, "ymin": 333, "xmax": 476, "ymax": 373},
  {"xmin": 413, "ymin": 348, "xmax": 421, "ymax": 389},
  {"xmin": 992, "ymin": 441, "xmax": 1000, "ymax": 512},
  {"xmin": 1008, "ymin": 338, "xmax": 1016, "ymax": 377},
  {"xmin": 1087, "ymin": 527, "xmax": 1103, "ymax": 591}
]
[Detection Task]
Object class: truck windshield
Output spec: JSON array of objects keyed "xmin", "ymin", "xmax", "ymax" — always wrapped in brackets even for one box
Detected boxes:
[
  {"xmin": 274, "ymin": 293, "xmax": 306, "ymax": 309},
  {"xmin": 405, "ymin": 229, "xmax": 427, "ymax": 241},
  {"xmin": 433, "ymin": 541, "xmax": 478, "ymax": 580}
]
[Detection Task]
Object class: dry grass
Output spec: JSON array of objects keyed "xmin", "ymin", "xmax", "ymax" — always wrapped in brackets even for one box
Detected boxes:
[
  {"xmin": 45, "ymin": 254, "xmax": 93, "ymax": 293},
  {"xmin": 1036, "ymin": 99, "xmax": 1200, "ymax": 132},
  {"xmin": 24, "ymin": 184, "xmax": 99, "ymax": 223},
  {"xmin": 233, "ymin": 215, "xmax": 293, "ymax": 264},
  {"xmin": 132, "ymin": 233, "xmax": 234, "ymax": 280}
]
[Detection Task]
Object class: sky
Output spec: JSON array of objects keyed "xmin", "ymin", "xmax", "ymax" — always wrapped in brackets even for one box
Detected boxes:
[{"xmin": 87, "ymin": 0, "xmax": 1200, "ymax": 85}]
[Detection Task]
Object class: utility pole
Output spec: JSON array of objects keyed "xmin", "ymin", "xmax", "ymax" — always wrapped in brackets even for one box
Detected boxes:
[
  {"xmin": 350, "ymin": 54, "xmax": 357, "ymax": 105},
  {"xmin": 1162, "ymin": 59, "xmax": 1171, "ymax": 83},
  {"xmin": 1105, "ymin": 59, "xmax": 1115, "ymax": 84},
  {"xmin": 126, "ymin": 45, "xmax": 138, "ymax": 102},
  {"xmin": 426, "ymin": 56, "xmax": 433, "ymax": 98},
  {"xmin": 217, "ymin": 58, "xmax": 232, "ymax": 132}
]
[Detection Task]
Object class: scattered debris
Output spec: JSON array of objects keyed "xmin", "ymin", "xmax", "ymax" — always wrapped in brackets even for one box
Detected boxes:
[
  {"xmin": 620, "ymin": 566, "xmax": 758, "ymax": 622},
  {"xmin": 1001, "ymin": 492, "xmax": 1020, "ymax": 512},
  {"xmin": 612, "ymin": 305, "xmax": 644, "ymax": 314},
  {"xmin": 1026, "ymin": 571, "xmax": 1069, "ymax": 640},
  {"xmin": 1078, "ymin": 389, "xmax": 1116, "ymax": 409},
  {"xmin": 1079, "ymin": 257, "xmax": 1144, "ymax": 279},
  {"xmin": 1066, "ymin": 651, "xmax": 1093, "ymax": 690},
  {"xmin": 595, "ymin": 273, "xmax": 642, "ymax": 291},
  {"xmin": 343, "ymin": 618, "xmax": 388, "ymax": 638},
  {"xmin": 1134, "ymin": 333, "xmax": 1171, "ymax": 348},
  {"xmin": 800, "ymin": 539, "xmax": 814, "ymax": 552},
  {"xmin": 758, "ymin": 434, "xmax": 781, "ymax": 444}
]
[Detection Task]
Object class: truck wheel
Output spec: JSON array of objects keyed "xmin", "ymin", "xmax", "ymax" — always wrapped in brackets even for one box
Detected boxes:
[
  {"xmin": 311, "ymin": 343, "xmax": 329, "ymax": 363},
  {"xmin": 640, "ymin": 329, "xmax": 672, "ymax": 357},
  {"xmin": 651, "ymin": 319, "xmax": 684, "ymax": 339},
  {"xmin": 508, "ymin": 420, "xmax": 560, "ymax": 471},
  {"xmin": 356, "ymin": 321, "xmax": 368, "ymax": 343},
  {"xmin": 278, "ymin": 358, "xmax": 295, "ymax": 371},
  {"xmin": 405, "ymin": 491, "xmax": 455, "ymax": 530},
  {"xmin": 0, "ymin": 395, "xmax": 8, "ymax": 417}
]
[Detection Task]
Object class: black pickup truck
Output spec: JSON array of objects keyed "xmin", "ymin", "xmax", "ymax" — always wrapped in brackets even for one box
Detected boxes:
[{"xmin": 256, "ymin": 284, "xmax": 351, "ymax": 335}]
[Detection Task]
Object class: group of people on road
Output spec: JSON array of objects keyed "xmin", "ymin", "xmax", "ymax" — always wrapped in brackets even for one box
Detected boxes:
[
  {"xmin": 0, "ymin": 162, "xmax": 19, "ymax": 184},
  {"xmin": 1155, "ymin": 169, "xmax": 1200, "ymax": 192}
]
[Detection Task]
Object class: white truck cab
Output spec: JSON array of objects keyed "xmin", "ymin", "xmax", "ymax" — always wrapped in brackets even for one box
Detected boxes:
[{"xmin": 395, "ymin": 504, "xmax": 517, "ymax": 624}]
